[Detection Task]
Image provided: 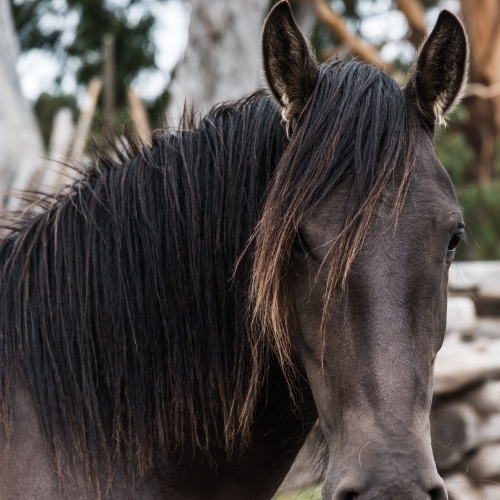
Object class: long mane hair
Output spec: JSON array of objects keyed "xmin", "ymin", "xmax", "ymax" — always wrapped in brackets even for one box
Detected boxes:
[
  {"xmin": 0, "ymin": 59, "xmax": 420, "ymax": 495},
  {"xmin": 0, "ymin": 92, "xmax": 286, "ymax": 492}
]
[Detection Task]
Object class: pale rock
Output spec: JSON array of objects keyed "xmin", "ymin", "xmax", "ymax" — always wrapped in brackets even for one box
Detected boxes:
[
  {"xmin": 449, "ymin": 262, "xmax": 500, "ymax": 292},
  {"xmin": 434, "ymin": 335, "xmax": 500, "ymax": 394},
  {"xmin": 468, "ymin": 442, "xmax": 500, "ymax": 481},
  {"xmin": 477, "ymin": 317, "xmax": 500, "ymax": 339},
  {"xmin": 446, "ymin": 296, "xmax": 477, "ymax": 337},
  {"xmin": 444, "ymin": 474, "xmax": 484, "ymax": 500},
  {"xmin": 461, "ymin": 380, "xmax": 500, "ymax": 414}
]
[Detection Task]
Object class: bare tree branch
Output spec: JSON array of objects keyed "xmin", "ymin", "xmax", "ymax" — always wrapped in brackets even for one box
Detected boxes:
[
  {"xmin": 70, "ymin": 77, "xmax": 103, "ymax": 164},
  {"xmin": 307, "ymin": 0, "xmax": 393, "ymax": 73},
  {"xmin": 465, "ymin": 82, "xmax": 500, "ymax": 100},
  {"xmin": 394, "ymin": 0, "xmax": 426, "ymax": 48},
  {"xmin": 126, "ymin": 87, "xmax": 152, "ymax": 146}
]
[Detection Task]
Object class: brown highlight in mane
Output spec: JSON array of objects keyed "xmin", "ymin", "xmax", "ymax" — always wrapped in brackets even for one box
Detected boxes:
[{"xmin": 251, "ymin": 59, "xmax": 421, "ymax": 370}]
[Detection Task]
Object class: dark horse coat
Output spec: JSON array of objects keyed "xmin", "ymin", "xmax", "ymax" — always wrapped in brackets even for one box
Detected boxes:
[{"xmin": 0, "ymin": 3, "xmax": 468, "ymax": 499}]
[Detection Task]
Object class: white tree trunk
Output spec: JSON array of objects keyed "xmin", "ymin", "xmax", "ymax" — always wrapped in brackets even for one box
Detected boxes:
[
  {"xmin": 169, "ymin": 0, "xmax": 270, "ymax": 122},
  {"xmin": 0, "ymin": 0, "xmax": 44, "ymax": 208}
]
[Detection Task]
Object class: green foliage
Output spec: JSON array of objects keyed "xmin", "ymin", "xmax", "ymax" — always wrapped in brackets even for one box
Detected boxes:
[
  {"xmin": 436, "ymin": 105, "xmax": 500, "ymax": 260},
  {"xmin": 436, "ymin": 131, "xmax": 473, "ymax": 186},
  {"xmin": 87, "ymin": 88, "xmax": 170, "ymax": 149},
  {"xmin": 435, "ymin": 105, "xmax": 474, "ymax": 186},
  {"xmin": 34, "ymin": 92, "xmax": 79, "ymax": 147},
  {"xmin": 420, "ymin": 0, "xmax": 440, "ymax": 8},
  {"xmin": 12, "ymin": 0, "xmax": 157, "ymax": 96},
  {"xmin": 494, "ymin": 140, "xmax": 500, "ymax": 178},
  {"xmin": 146, "ymin": 88, "xmax": 171, "ymax": 130},
  {"xmin": 11, "ymin": 0, "xmax": 161, "ymax": 133},
  {"xmin": 310, "ymin": 23, "xmax": 337, "ymax": 56},
  {"xmin": 455, "ymin": 181, "xmax": 500, "ymax": 260},
  {"xmin": 11, "ymin": 0, "xmax": 62, "ymax": 52},
  {"xmin": 340, "ymin": 0, "xmax": 359, "ymax": 19},
  {"xmin": 68, "ymin": 0, "xmax": 156, "ymax": 107}
]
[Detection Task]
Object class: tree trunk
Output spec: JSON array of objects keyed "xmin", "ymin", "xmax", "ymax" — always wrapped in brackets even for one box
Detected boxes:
[
  {"xmin": 393, "ymin": 0, "xmax": 426, "ymax": 48},
  {"xmin": 0, "ymin": 0, "xmax": 44, "ymax": 208},
  {"xmin": 168, "ymin": 0, "xmax": 270, "ymax": 122},
  {"xmin": 460, "ymin": 0, "xmax": 500, "ymax": 184}
]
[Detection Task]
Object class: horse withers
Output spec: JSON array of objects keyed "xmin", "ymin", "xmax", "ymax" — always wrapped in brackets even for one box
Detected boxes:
[{"xmin": 0, "ymin": 2, "xmax": 468, "ymax": 499}]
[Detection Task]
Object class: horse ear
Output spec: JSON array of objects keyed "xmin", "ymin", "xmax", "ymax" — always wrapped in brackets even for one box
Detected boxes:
[
  {"xmin": 405, "ymin": 10, "xmax": 469, "ymax": 129},
  {"xmin": 262, "ymin": 1, "xmax": 319, "ymax": 125}
]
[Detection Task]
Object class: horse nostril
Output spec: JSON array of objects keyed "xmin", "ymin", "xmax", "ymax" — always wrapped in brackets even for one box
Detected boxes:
[
  {"xmin": 336, "ymin": 490, "xmax": 358, "ymax": 500},
  {"xmin": 429, "ymin": 485, "xmax": 448, "ymax": 500}
]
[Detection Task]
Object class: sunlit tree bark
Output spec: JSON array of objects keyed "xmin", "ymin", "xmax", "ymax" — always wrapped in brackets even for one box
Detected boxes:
[
  {"xmin": 169, "ymin": 0, "xmax": 270, "ymax": 122},
  {"xmin": 460, "ymin": 0, "xmax": 500, "ymax": 184},
  {"xmin": 0, "ymin": 0, "xmax": 43, "ymax": 208}
]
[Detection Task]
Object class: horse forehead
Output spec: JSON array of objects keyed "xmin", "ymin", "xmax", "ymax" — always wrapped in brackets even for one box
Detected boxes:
[
  {"xmin": 302, "ymin": 175, "xmax": 458, "ymax": 242},
  {"xmin": 411, "ymin": 141, "xmax": 461, "ymax": 215},
  {"xmin": 301, "ymin": 134, "xmax": 460, "ymax": 237}
]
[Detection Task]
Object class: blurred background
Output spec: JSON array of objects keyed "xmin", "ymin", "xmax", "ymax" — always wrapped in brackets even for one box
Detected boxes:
[{"xmin": 1, "ymin": 0, "xmax": 500, "ymax": 499}]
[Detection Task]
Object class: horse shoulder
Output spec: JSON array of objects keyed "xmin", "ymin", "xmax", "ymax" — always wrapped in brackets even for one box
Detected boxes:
[{"xmin": 0, "ymin": 384, "xmax": 167, "ymax": 500}]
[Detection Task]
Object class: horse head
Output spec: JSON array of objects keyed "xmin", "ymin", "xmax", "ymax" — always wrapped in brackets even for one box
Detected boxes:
[{"xmin": 255, "ymin": 2, "xmax": 468, "ymax": 498}]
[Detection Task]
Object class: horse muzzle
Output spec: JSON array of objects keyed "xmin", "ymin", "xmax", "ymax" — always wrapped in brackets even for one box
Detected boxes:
[
  {"xmin": 330, "ymin": 478, "xmax": 448, "ymax": 500},
  {"xmin": 322, "ymin": 433, "xmax": 448, "ymax": 500},
  {"xmin": 323, "ymin": 473, "xmax": 448, "ymax": 500}
]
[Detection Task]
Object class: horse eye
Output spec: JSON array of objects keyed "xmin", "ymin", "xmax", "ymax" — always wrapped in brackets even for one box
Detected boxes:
[
  {"xmin": 448, "ymin": 235, "xmax": 460, "ymax": 252},
  {"xmin": 448, "ymin": 228, "xmax": 464, "ymax": 253},
  {"xmin": 293, "ymin": 232, "xmax": 310, "ymax": 254}
]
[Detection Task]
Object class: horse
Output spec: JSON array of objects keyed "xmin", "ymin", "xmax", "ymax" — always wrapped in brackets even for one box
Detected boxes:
[{"xmin": 0, "ymin": 2, "xmax": 468, "ymax": 499}]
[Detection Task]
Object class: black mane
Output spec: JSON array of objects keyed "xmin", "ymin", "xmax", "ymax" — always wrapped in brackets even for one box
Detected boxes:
[{"xmin": 0, "ymin": 90, "xmax": 286, "ymax": 487}]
